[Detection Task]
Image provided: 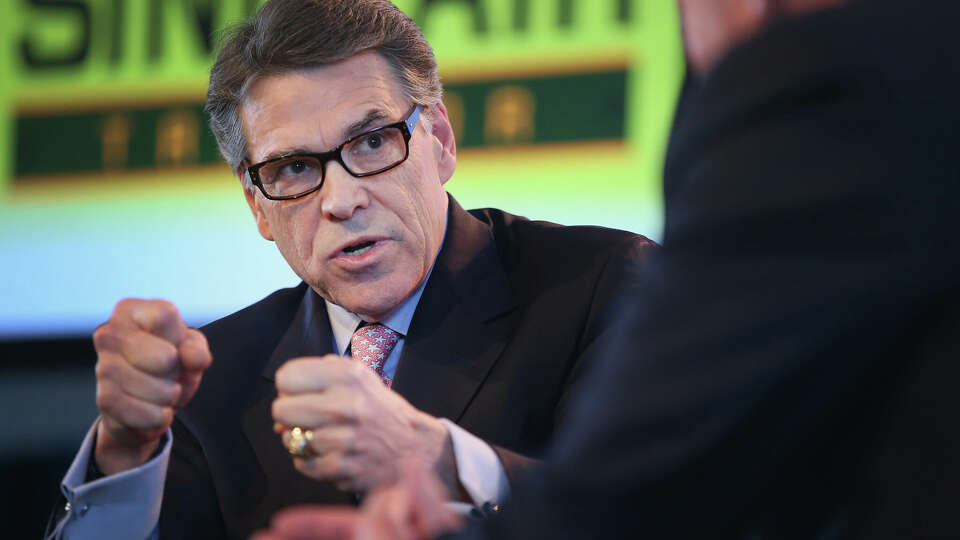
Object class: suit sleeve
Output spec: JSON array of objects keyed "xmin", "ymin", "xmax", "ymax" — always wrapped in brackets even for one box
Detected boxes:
[{"xmin": 50, "ymin": 420, "xmax": 167, "ymax": 540}]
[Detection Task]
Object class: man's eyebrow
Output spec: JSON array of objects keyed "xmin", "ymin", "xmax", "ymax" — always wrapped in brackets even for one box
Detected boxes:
[
  {"xmin": 257, "ymin": 147, "xmax": 314, "ymax": 163},
  {"xmin": 342, "ymin": 110, "xmax": 390, "ymax": 141},
  {"xmin": 253, "ymin": 110, "xmax": 392, "ymax": 162}
]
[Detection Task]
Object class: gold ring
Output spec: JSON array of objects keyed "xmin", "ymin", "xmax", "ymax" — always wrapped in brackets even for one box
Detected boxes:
[{"xmin": 285, "ymin": 426, "xmax": 314, "ymax": 457}]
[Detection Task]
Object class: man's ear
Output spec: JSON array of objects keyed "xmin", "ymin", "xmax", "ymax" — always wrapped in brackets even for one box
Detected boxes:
[
  {"xmin": 427, "ymin": 101, "xmax": 457, "ymax": 185},
  {"xmin": 238, "ymin": 165, "xmax": 275, "ymax": 241}
]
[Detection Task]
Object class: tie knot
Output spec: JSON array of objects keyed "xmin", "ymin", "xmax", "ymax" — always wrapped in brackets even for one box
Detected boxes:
[{"xmin": 350, "ymin": 323, "xmax": 400, "ymax": 387}]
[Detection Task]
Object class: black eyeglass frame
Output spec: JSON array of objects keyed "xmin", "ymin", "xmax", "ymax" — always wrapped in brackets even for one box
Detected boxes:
[{"xmin": 244, "ymin": 104, "xmax": 423, "ymax": 201}]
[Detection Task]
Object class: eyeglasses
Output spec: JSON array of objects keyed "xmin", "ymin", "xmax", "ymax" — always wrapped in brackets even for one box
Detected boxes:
[{"xmin": 245, "ymin": 105, "xmax": 423, "ymax": 201}]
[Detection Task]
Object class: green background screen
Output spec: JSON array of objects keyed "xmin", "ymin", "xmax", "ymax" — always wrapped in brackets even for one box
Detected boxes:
[{"xmin": 0, "ymin": 0, "xmax": 684, "ymax": 337}]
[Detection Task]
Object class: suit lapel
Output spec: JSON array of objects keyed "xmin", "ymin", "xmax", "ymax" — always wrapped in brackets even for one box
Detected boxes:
[
  {"xmin": 392, "ymin": 197, "xmax": 518, "ymax": 421},
  {"xmin": 240, "ymin": 289, "xmax": 353, "ymax": 523}
]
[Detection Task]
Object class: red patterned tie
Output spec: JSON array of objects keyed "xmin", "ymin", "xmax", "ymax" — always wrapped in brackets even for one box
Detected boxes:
[{"xmin": 350, "ymin": 323, "xmax": 400, "ymax": 387}]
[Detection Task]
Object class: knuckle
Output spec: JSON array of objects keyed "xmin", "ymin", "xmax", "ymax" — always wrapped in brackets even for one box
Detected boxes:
[
  {"xmin": 163, "ymin": 382, "xmax": 183, "ymax": 405},
  {"xmin": 147, "ymin": 342, "xmax": 179, "ymax": 373},
  {"xmin": 92, "ymin": 324, "xmax": 108, "ymax": 346},
  {"xmin": 181, "ymin": 331, "xmax": 213, "ymax": 369},
  {"xmin": 143, "ymin": 404, "xmax": 171, "ymax": 428},
  {"xmin": 152, "ymin": 299, "xmax": 180, "ymax": 323},
  {"xmin": 271, "ymin": 399, "xmax": 283, "ymax": 421},
  {"xmin": 345, "ymin": 361, "xmax": 366, "ymax": 382},
  {"xmin": 94, "ymin": 358, "xmax": 117, "ymax": 381},
  {"xmin": 271, "ymin": 398, "xmax": 295, "ymax": 424},
  {"xmin": 95, "ymin": 384, "xmax": 117, "ymax": 414},
  {"xmin": 114, "ymin": 298, "xmax": 138, "ymax": 314},
  {"xmin": 92, "ymin": 325, "xmax": 119, "ymax": 351},
  {"xmin": 345, "ymin": 394, "xmax": 366, "ymax": 421},
  {"xmin": 160, "ymin": 406, "xmax": 175, "ymax": 426},
  {"xmin": 274, "ymin": 365, "xmax": 291, "ymax": 390}
]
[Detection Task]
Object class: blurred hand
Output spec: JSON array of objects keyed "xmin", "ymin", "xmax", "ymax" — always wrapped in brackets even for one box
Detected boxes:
[
  {"xmin": 272, "ymin": 355, "xmax": 463, "ymax": 497},
  {"xmin": 251, "ymin": 459, "xmax": 463, "ymax": 540},
  {"xmin": 92, "ymin": 299, "xmax": 212, "ymax": 475}
]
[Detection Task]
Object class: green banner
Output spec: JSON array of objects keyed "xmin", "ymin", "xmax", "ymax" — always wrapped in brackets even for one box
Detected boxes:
[{"xmin": 0, "ymin": 0, "xmax": 684, "ymax": 239}]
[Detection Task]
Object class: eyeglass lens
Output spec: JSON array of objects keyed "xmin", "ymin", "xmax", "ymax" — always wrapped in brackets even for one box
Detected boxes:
[{"xmin": 258, "ymin": 127, "xmax": 408, "ymax": 198}]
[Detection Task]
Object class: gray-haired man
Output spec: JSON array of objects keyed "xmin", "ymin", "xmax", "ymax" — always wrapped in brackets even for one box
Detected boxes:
[{"xmin": 48, "ymin": 1, "xmax": 655, "ymax": 538}]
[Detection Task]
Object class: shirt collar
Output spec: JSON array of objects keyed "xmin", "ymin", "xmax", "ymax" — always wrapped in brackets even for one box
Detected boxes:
[
  {"xmin": 325, "ymin": 267, "xmax": 433, "ymax": 355},
  {"xmin": 324, "ymin": 223, "xmax": 446, "ymax": 355}
]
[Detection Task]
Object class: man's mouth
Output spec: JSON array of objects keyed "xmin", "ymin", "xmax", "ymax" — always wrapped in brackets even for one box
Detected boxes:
[{"xmin": 342, "ymin": 240, "xmax": 377, "ymax": 256}]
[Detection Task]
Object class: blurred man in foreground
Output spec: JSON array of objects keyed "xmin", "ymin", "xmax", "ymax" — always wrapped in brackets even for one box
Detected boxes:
[
  {"xmin": 255, "ymin": 0, "xmax": 960, "ymax": 538},
  {"xmin": 48, "ymin": 1, "xmax": 655, "ymax": 538}
]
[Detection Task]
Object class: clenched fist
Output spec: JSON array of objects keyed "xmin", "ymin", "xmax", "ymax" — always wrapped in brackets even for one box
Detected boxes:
[
  {"xmin": 92, "ymin": 299, "xmax": 212, "ymax": 475},
  {"xmin": 271, "ymin": 355, "xmax": 463, "ymax": 498}
]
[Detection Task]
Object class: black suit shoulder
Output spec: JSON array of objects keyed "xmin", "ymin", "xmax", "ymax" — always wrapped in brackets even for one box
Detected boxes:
[
  {"xmin": 201, "ymin": 282, "xmax": 307, "ymax": 354},
  {"xmin": 468, "ymin": 207, "xmax": 657, "ymax": 301}
]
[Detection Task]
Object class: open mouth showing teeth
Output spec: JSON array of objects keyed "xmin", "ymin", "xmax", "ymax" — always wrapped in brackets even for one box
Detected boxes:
[{"xmin": 343, "ymin": 241, "xmax": 376, "ymax": 256}]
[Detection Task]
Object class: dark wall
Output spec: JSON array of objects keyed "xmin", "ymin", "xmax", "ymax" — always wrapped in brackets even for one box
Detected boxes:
[{"xmin": 0, "ymin": 337, "xmax": 99, "ymax": 539}]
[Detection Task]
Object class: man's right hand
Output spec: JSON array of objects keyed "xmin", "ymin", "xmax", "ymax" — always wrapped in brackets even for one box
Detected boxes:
[{"xmin": 92, "ymin": 299, "xmax": 212, "ymax": 476}]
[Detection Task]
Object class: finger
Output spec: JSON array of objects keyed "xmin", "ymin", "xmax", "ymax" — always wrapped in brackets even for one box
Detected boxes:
[
  {"xmin": 119, "ymin": 330, "xmax": 182, "ymax": 378},
  {"xmin": 293, "ymin": 451, "xmax": 353, "ymax": 484},
  {"xmin": 95, "ymin": 352, "xmax": 182, "ymax": 406},
  {"xmin": 272, "ymin": 391, "xmax": 357, "ymax": 429},
  {"xmin": 399, "ymin": 458, "xmax": 463, "ymax": 535},
  {"xmin": 382, "ymin": 487, "xmax": 415, "ymax": 540},
  {"xmin": 178, "ymin": 329, "xmax": 212, "ymax": 373},
  {"xmin": 279, "ymin": 426, "xmax": 355, "ymax": 458},
  {"xmin": 362, "ymin": 486, "xmax": 413, "ymax": 540},
  {"xmin": 94, "ymin": 320, "xmax": 181, "ymax": 379},
  {"xmin": 92, "ymin": 322, "xmax": 123, "ymax": 355},
  {"xmin": 271, "ymin": 506, "xmax": 360, "ymax": 540},
  {"xmin": 307, "ymin": 426, "xmax": 356, "ymax": 456},
  {"xmin": 249, "ymin": 532, "xmax": 283, "ymax": 540},
  {"xmin": 97, "ymin": 378, "xmax": 174, "ymax": 435},
  {"xmin": 174, "ymin": 330, "xmax": 212, "ymax": 407},
  {"xmin": 128, "ymin": 299, "xmax": 186, "ymax": 345},
  {"xmin": 275, "ymin": 356, "xmax": 364, "ymax": 395},
  {"xmin": 175, "ymin": 368, "xmax": 205, "ymax": 409}
]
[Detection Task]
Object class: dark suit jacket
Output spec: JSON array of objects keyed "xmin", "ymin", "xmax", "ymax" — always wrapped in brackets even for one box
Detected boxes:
[
  {"xmin": 156, "ymin": 197, "xmax": 655, "ymax": 539},
  {"xmin": 458, "ymin": 1, "xmax": 960, "ymax": 539}
]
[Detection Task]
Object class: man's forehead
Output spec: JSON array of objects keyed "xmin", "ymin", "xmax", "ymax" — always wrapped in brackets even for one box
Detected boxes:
[{"xmin": 241, "ymin": 55, "xmax": 408, "ymax": 159}]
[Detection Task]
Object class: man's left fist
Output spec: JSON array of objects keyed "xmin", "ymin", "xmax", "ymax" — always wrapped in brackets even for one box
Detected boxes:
[{"xmin": 272, "ymin": 355, "xmax": 460, "ymax": 495}]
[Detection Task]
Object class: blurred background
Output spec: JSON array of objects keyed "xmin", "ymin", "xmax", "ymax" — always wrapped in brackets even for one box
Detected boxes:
[{"xmin": 0, "ymin": 0, "xmax": 684, "ymax": 536}]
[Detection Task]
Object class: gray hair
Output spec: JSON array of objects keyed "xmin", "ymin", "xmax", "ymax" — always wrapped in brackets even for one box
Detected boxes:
[{"xmin": 205, "ymin": 0, "xmax": 443, "ymax": 187}]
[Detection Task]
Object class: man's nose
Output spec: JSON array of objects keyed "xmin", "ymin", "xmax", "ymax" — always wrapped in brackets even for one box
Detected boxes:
[{"xmin": 320, "ymin": 161, "xmax": 369, "ymax": 221}]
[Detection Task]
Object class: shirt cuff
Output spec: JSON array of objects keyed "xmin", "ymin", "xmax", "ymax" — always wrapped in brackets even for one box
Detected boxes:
[
  {"xmin": 438, "ymin": 418, "xmax": 509, "ymax": 507},
  {"xmin": 59, "ymin": 418, "xmax": 171, "ymax": 540}
]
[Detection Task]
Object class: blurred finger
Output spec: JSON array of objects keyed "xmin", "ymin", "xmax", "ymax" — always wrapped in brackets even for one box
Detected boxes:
[
  {"xmin": 97, "ymin": 378, "xmax": 174, "ymax": 435},
  {"xmin": 275, "ymin": 356, "xmax": 362, "ymax": 394},
  {"xmin": 95, "ymin": 352, "xmax": 182, "ymax": 406},
  {"xmin": 249, "ymin": 532, "xmax": 283, "ymax": 540},
  {"xmin": 272, "ymin": 391, "xmax": 355, "ymax": 429},
  {"xmin": 178, "ymin": 329, "xmax": 212, "ymax": 372},
  {"xmin": 307, "ymin": 426, "xmax": 355, "ymax": 455},
  {"xmin": 362, "ymin": 486, "xmax": 414, "ymax": 540},
  {"xmin": 129, "ymin": 299, "xmax": 186, "ymax": 345},
  {"xmin": 120, "ymin": 330, "xmax": 181, "ymax": 378},
  {"xmin": 293, "ymin": 451, "xmax": 352, "ymax": 483},
  {"xmin": 271, "ymin": 506, "xmax": 360, "ymax": 540},
  {"xmin": 399, "ymin": 458, "xmax": 464, "ymax": 536}
]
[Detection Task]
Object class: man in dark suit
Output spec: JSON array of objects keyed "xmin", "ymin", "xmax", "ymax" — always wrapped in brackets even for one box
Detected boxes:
[
  {"xmin": 47, "ymin": 1, "xmax": 654, "ymax": 539},
  {"xmin": 254, "ymin": 0, "xmax": 960, "ymax": 538}
]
